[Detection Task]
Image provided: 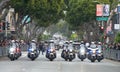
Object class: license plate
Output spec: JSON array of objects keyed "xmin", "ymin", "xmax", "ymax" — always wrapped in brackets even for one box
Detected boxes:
[
  {"xmin": 31, "ymin": 53, "xmax": 34, "ymax": 54},
  {"xmin": 98, "ymin": 54, "xmax": 101, "ymax": 56},
  {"xmin": 70, "ymin": 53, "xmax": 73, "ymax": 55},
  {"xmin": 50, "ymin": 53, "xmax": 53, "ymax": 55},
  {"xmin": 92, "ymin": 54, "xmax": 95, "ymax": 56},
  {"xmin": 10, "ymin": 53, "xmax": 14, "ymax": 54}
]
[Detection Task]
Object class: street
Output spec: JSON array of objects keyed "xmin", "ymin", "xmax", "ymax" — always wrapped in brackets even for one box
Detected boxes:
[{"xmin": 0, "ymin": 50, "xmax": 120, "ymax": 72}]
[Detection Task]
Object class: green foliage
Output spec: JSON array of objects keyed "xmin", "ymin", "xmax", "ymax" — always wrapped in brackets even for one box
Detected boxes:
[
  {"xmin": 70, "ymin": 33, "xmax": 78, "ymax": 40},
  {"xmin": 41, "ymin": 34, "xmax": 51, "ymax": 40},
  {"xmin": 115, "ymin": 32, "xmax": 120, "ymax": 43},
  {"xmin": 64, "ymin": 0, "xmax": 119, "ymax": 30},
  {"xmin": 65, "ymin": 0, "xmax": 96, "ymax": 30},
  {"xmin": 10, "ymin": 0, "xmax": 66, "ymax": 27}
]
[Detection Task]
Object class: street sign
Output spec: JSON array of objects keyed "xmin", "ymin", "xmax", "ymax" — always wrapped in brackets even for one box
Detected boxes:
[
  {"xmin": 96, "ymin": 17, "xmax": 108, "ymax": 21},
  {"xmin": 114, "ymin": 24, "xmax": 120, "ymax": 30}
]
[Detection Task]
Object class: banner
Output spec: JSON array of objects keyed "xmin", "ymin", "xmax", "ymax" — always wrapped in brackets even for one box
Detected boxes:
[
  {"xmin": 96, "ymin": 4, "xmax": 103, "ymax": 16},
  {"xmin": 103, "ymin": 4, "xmax": 110, "ymax": 16},
  {"xmin": 117, "ymin": 5, "xmax": 120, "ymax": 13},
  {"xmin": 96, "ymin": 4, "xmax": 110, "ymax": 16}
]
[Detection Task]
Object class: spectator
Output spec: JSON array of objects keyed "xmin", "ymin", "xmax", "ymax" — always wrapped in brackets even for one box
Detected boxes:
[{"xmin": 39, "ymin": 42, "xmax": 44, "ymax": 55}]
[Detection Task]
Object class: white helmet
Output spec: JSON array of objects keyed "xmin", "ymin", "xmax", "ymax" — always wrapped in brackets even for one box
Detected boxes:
[
  {"xmin": 69, "ymin": 40, "xmax": 73, "ymax": 43},
  {"xmin": 16, "ymin": 40, "xmax": 19, "ymax": 42},
  {"xmin": 98, "ymin": 42, "xmax": 101, "ymax": 44},
  {"xmin": 81, "ymin": 41, "xmax": 84, "ymax": 44},
  {"xmin": 32, "ymin": 40, "xmax": 35, "ymax": 42},
  {"xmin": 85, "ymin": 42, "xmax": 90, "ymax": 47},
  {"xmin": 11, "ymin": 40, "xmax": 15, "ymax": 43},
  {"xmin": 65, "ymin": 41, "xmax": 69, "ymax": 44},
  {"xmin": 50, "ymin": 40, "xmax": 54, "ymax": 43},
  {"xmin": 21, "ymin": 40, "xmax": 24, "ymax": 42},
  {"xmin": 91, "ymin": 42, "xmax": 95, "ymax": 44}
]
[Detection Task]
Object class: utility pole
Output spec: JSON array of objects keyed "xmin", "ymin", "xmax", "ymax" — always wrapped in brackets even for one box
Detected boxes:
[{"xmin": 5, "ymin": 21, "xmax": 8, "ymax": 38}]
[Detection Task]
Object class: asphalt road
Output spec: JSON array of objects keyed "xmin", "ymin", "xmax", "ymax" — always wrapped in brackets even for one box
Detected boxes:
[{"xmin": 0, "ymin": 50, "xmax": 120, "ymax": 72}]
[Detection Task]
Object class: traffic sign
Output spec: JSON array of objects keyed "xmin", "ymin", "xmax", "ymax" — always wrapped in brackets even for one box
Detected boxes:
[
  {"xmin": 114, "ymin": 24, "xmax": 120, "ymax": 30},
  {"xmin": 96, "ymin": 17, "xmax": 108, "ymax": 21}
]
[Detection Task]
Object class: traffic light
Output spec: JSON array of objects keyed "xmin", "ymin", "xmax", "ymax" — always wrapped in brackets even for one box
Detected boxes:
[
  {"xmin": 104, "ymin": 35, "xmax": 107, "ymax": 39},
  {"xmin": 0, "ymin": 22, "xmax": 3, "ymax": 32},
  {"xmin": 99, "ymin": 26, "xmax": 104, "ymax": 33},
  {"xmin": 6, "ymin": 22, "xmax": 10, "ymax": 30}
]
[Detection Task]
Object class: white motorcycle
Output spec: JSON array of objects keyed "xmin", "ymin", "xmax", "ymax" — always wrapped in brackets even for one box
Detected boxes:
[
  {"xmin": 28, "ymin": 48, "xmax": 39, "ymax": 61},
  {"xmin": 78, "ymin": 45, "xmax": 86, "ymax": 61},
  {"xmin": 87, "ymin": 47, "xmax": 98, "ymax": 62},
  {"xmin": 46, "ymin": 43, "xmax": 56, "ymax": 61},
  {"xmin": 8, "ymin": 44, "xmax": 18, "ymax": 61},
  {"xmin": 68, "ymin": 48, "xmax": 76, "ymax": 61},
  {"xmin": 96, "ymin": 45, "xmax": 104, "ymax": 62},
  {"xmin": 27, "ymin": 43, "xmax": 39, "ymax": 61},
  {"xmin": 46, "ymin": 48, "xmax": 56, "ymax": 61}
]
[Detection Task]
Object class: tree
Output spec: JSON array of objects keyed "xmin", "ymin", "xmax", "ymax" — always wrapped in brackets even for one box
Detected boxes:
[
  {"xmin": 0, "ymin": 0, "xmax": 11, "ymax": 21},
  {"xmin": 65, "ymin": 0, "xmax": 96, "ymax": 30},
  {"xmin": 115, "ymin": 32, "xmax": 120, "ymax": 43},
  {"xmin": 0, "ymin": 0, "xmax": 11, "ymax": 12},
  {"xmin": 9, "ymin": 0, "xmax": 66, "ymax": 40}
]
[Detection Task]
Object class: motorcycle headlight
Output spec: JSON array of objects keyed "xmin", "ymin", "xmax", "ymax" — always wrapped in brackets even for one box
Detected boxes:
[
  {"xmin": 92, "ymin": 50, "xmax": 96, "ymax": 53},
  {"xmin": 80, "ymin": 49, "xmax": 85, "ymax": 53},
  {"xmin": 50, "ymin": 49, "xmax": 53, "ymax": 52},
  {"xmin": 98, "ymin": 50, "xmax": 101, "ymax": 53},
  {"xmin": 69, "ymin": 49, "xmax": 73, "ymax": 52},
  {"xmin": 10, "ymin": 48, "xmax": 15, "ymax": 52},
  {"xmin": 29, "ymin": 48, "xmax": 34, "ymax": 51}
]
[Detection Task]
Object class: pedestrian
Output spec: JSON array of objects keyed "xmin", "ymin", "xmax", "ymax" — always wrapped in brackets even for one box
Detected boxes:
[{"xmin": 39, "ymin": 42, "xmax": 44, "ymax": 55}]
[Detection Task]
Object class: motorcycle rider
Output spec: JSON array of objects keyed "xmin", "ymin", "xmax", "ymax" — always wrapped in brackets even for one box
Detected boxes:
[
  {"xmin": 46, "ymin": 41, "xmax": 55, "ymax": 55},
  {"xmin": 61, "ymin": 41, "xmax": 69, "ymax": 57},
  {"xmin": 63, "ymin": 41, "xmax": 69, "ymax": 52},
  {"xmin": 9, "ymin": 40, "xmax": 16, "ymax": 51},
  {"xmin": 97, "ymin": 42, "xmax": 104, "ymax": 60},
  {"xmin": 80, "ymin": 41, "xmax": 87, "ymax": 49},
  {"xmin": 87, "ymin": 41, "xmax": 97, "ymax": 54},
  {"xmin": 97, "ymin": 42, "xmax": 102, "ymax": 52},
  {"xmin": 85, "ymin": 42, "xmax": 90, "ymax": 48},
  {"xmin": 29, "ymin": 40, "xmax": 38, "ymax": 52},
  {"xmin": 15, "ymin": 40, "xmax": 20, "ymax": 48},
  {"xmin": 90, "ymin": 42, "xmax": 97, "ymax": 48},
  {"xmin": 80, "ymin": 41, "xmax": 85, "ymax": 47}
]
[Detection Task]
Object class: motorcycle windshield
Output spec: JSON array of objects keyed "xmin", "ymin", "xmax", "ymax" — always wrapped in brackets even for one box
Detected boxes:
[
  {"xmin": 68, "ymin": 44, "xmax": 73, "ymax": 50},
  {"xmin": 90, "ymin": 44, "xmax": 96, "ymax": 49},
  {"xmin": 97, "ymin": 45, "xmax": 102, "ymax": 52},
  {"xmin": 30, "ymin": 43, "xmax": 36, "ymax": 49},
  {"xmin": 9, "ymin": 43, "xmax": 16, "ymax": 49},
  {"xmin": 49, "ymin": 43, "xmax": 55, "ymax": 49},
  {"xmin": 80, "ymin": 47, "xmax": 86, "ymax": 50}
]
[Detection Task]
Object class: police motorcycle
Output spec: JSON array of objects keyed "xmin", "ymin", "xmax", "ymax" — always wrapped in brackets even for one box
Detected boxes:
[
  {"xmin": 61, "ymin": 41, "xmax": 75, "ymax": 61},
  {"xmin": 27, "ymin": 40, "xmax": 39, "ymax": 61},
  {"xmin": 67, "ymin": 45, "xmax": 76, "ymax": 61},
  {"xmin": 8, "ymin": 40, "xmax": 21, "ymax": 61},
  {"xmin": 73, "ymin": 41, "xmax": 80, "ymax": 53},
  {"xmin": 87, "ymin": 42, "xmax": 98, "ymax": 62},
  {"xmin": 14, "ymin": 40, "xmax": 22, "ymax": 59},
  {"xmin": 77, "ymin": 44, "xmax": 86, "ymax": 61},
  {"xmin": 96, "ymin": 42, "xmax": 104, "ymax": 62},
  {"xmin": 61, "ymin": 45, "xmax": 69, "ymax": 61},
  {"xmin": 46, "ymin": 42, "xmax": 56, "ymax": 61}
]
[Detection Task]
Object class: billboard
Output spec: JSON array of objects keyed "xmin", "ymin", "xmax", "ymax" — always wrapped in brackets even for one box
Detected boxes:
[
  {"xmin": 96, "ymin": 4, "xmax": 103, "ymax": 16},
  {"xmin": 96, "ymin": 4, "xmax": 110, "ymax": 16},
  {"xmin": 103, "ymin": 4, "xmax": 110, "ymax": 16},
  {"xmin": 117, "ymin": 5, "xmax": 120, "ymax": 13}
]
